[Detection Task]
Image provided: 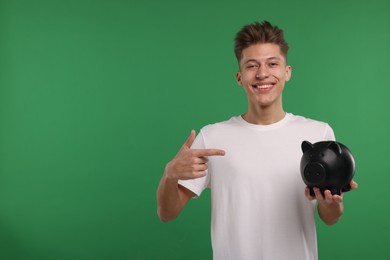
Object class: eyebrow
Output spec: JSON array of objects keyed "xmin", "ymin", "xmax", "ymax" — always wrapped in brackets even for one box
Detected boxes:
[{"xmin": 244, "ymin": 57, "xmax": 282, "ymax": 64}]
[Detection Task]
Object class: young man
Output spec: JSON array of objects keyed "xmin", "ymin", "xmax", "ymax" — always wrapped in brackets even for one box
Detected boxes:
[{"xmin": 157, "ymin": 21, "xmax": 357, "ymax": 260}]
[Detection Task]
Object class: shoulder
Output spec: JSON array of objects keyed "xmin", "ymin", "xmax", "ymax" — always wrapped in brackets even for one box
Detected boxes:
[
  {"xmin": 287, "ymin": 113, "xmax": 330, "ymax": 128},
  {"xmin": 287, "ymin": 113, "xmax": 335, "ymax": 141}
]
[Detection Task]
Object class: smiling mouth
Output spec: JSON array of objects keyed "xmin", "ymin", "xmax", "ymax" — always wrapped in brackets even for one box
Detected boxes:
[
  {"xmin": 252, "ymin": 83, "xmax": 274, "ymax": 94},
  {"xmin": 252, "ymin": 84, "xmax": 274, "ymax": 90}
]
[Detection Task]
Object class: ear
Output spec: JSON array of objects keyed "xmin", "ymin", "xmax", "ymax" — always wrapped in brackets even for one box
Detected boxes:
[
  {"xmin": 301, "ymin": 141, "xmax": 313, "ymax": 153},
  {"xmin": 285, "ymin": 65, "xmax": 292, "ymax": 82},
  {"xmin": 236, "ymin": 71, "xmax": 243, "ymax": 86},
  {"xmin": 327, "ymin": 141, "xmax": 342, "ymax": 155}
]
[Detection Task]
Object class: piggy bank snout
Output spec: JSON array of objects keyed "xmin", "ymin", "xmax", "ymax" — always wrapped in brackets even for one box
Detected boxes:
[{"xmin": 303, "ymin": 162, "xmax": 326, "ymax": 185}]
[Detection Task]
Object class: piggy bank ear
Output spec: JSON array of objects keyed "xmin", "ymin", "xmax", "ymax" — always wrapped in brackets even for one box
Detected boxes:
[
  {"xmin": 301, "ymin": 141, "xmax": 313, "ymax": 153},
  {"xmin": 327, "ymin": 141, "xmax": 342, "ymax": 155}
]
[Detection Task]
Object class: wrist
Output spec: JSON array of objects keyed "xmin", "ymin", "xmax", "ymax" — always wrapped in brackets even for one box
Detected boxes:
[
  {"xmin": 318, "ymin": 200, "xmax": 344, "ymax": 225},
  {"xmin": 164, "ymin": 162, "xmax": 179, "ymax": 182}
]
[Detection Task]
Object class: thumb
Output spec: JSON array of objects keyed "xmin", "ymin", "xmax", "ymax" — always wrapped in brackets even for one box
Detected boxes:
[{"xmin": 182, "ymin": 130, "xmax": 196, "ymax": 149}]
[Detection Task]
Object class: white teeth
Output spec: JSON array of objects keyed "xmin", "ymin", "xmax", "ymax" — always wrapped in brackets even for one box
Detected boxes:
[{"xmin": 255, "ymin": 84, "xmax": 273, "ymax": 89}]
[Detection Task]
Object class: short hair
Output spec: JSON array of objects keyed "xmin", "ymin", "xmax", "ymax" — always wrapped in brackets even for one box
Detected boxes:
[{"xmin": 234, "ymin": 21, "xmax": 289, "ymax": 63}]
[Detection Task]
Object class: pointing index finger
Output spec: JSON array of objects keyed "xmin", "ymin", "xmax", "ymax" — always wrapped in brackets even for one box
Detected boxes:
[{"xmin": 193, "ymin": 149, "xmax": 225, "ymax": 157}]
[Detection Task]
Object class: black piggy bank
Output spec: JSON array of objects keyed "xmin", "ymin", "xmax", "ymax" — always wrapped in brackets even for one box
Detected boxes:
[{"xmin": 300, "ymin": 140, "xmax": 356, "ymax": 196}]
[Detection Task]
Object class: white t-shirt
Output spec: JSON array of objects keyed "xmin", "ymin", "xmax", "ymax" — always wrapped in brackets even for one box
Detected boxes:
[{"xmin": 178, "ymin": 113, "xmax": 335, "ymax": 260}]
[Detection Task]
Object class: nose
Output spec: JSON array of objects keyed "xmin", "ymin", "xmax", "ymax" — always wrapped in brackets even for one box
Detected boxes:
[{"xmin": 256, "ymin": 66, "xmax": 269, "ymax": 79}]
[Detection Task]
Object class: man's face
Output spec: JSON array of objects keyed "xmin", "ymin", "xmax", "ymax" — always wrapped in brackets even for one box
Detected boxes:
[{"xmin": 236, "ymin": 43, "xmax": 292, "ymax": 109}]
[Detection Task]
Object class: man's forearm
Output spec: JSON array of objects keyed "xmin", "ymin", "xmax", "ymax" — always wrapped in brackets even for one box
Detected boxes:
[{"xmin": 156, "ymin": 169, "xmax": 183, "ymax": 222}]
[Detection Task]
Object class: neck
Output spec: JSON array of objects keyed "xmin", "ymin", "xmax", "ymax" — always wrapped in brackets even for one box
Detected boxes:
[{"xmin": 242, "ymin": 105, "xmax": 286, "ymax": 125}]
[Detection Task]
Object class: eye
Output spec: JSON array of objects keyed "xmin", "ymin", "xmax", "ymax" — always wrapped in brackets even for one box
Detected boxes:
[
  {"xmin": 269, "ymin": 62, "xmax": 279, "ymax": 67},
  {"xmin": 247, "ymin": 64, "xmax": 258, "ymax": 69}
]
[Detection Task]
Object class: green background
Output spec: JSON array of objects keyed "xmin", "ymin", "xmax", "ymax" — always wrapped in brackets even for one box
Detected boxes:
[{"xmin": 0, "ymin": 0, "xmax": 389, "ymax": 259}]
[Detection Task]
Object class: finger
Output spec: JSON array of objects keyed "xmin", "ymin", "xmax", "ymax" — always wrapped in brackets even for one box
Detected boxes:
[
  {"xmin": 193, "ymin": 163, "xmax": 208, "ymax": 172},
  {"xmin": 192, "ymin": 170, "xmax": 207, "ymax": 179},
  {"xmin": 194, "ymin": 157, "xmax": 208, "ymax": 164},
  {"xmin": 313, "ymin": 187, "xmax": 324, "ymax": 201},
  {"xmin": 332, "ymin": 194, "xmax": 343, "ymax": 203},
  {"xmin": 183, "ymin": 130, "xmax": 196, "ymax": 149},
  {"xmin": 350, "ymin": 180, "xmax": 358, "ymax": 190},
  {"xmin": 180, "ymin": 173, "xmax": 205, "ymax": 180},
  {"xmin": 193, "ymin": 149, "xmax": 225, "ymax": 157},
  {"xmin": 305, "ymin": 187, "xmax": 316, "ymax": 200},
  {"xmin": 323, "ymin": 190, "xmax": 333, "ymax": 203}
]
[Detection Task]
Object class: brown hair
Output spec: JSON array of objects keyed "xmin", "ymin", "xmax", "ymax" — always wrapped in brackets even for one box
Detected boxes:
[{"xmin": 234, "ymin": 21, "xmax": 289, "ymax": 63}]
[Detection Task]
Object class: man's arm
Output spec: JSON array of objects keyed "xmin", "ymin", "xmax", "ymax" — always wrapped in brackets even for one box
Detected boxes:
[
  {"xmin": 305, "ymin": 180, "xmax": 358, "ymax": 225},
  {"xmin": 157, "ymin": 167, "xmax": 196, "ymax": 222},
  {"xmin": 156, "ymin": 130, "xmax": 225, "ymax": 222}
]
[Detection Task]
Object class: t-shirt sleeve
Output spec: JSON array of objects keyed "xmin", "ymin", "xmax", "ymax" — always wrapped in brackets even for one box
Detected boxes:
[
  {"xmin": 323, "ymin": 123, "xmax": 336, "ymax": 141},
  {"xmin": 178, "ymin": 130, "xmax": 210, "ymax": 197}
]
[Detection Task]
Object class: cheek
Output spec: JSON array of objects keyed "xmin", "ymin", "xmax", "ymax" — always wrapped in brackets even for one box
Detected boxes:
[
  {"xmin": 272, "ymin": 70, "xmax": 289, "ymax": 81},
  {"xmin": 240, "ymin": 72, "xmax": 255, "ymax": 84}
]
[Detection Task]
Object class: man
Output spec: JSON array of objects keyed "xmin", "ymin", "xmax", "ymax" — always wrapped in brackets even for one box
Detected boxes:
[{"xmin": 157, "ymin": 21, "xmax": 357, "ymax": 260}]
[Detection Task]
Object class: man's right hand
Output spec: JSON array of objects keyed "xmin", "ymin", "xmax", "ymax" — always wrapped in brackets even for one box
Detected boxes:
[{"xmin": 165, "ymin": 130, "xmax": 225, "ymax": 181}]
